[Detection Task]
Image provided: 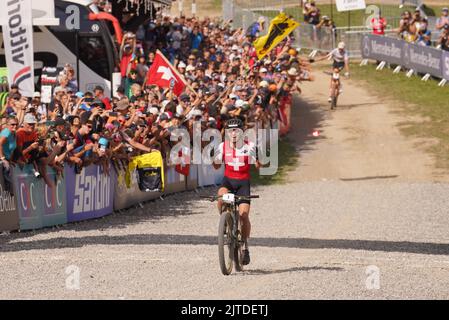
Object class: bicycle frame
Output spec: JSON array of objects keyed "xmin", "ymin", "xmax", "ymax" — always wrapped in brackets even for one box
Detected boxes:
[{"xmin": 222, "ymin": 202, "xmax": 240, "ymax": 244}]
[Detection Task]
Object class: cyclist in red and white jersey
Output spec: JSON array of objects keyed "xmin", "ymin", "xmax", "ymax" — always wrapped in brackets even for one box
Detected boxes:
[{"xmin": 213, "ymin": 118, "xmax": 261, "ymax": 266}]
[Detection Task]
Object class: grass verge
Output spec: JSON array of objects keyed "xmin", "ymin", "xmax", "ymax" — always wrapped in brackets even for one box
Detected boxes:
[
  {"xmin": 250, "ymin": 138, "xmax": 298, "ymax": 186},
  {"xmin": 350, "ymin": 62, "xmax": 449, "ymax": 169}
]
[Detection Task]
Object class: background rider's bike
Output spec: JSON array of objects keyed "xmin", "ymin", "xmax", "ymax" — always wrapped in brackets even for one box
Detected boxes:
[
  {"xmin": 323, "ymin": 70, "xmax": 343, "ymax": 111},
  {"xmin": 202, "ymin": 194, "xmax": 259, "ymax": 275}
]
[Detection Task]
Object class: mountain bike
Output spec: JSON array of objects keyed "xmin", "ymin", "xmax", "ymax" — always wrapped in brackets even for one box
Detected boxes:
[{"xmin": 202, "ymin": 193, "xmax": 259, "ymax": 275}]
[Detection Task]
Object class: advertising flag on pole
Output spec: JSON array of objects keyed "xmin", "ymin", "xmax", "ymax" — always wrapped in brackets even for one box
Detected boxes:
[
  {"xmin": 253, "ymin": 13, "xmax": 299, "ymax": 60},
  {"xmin": 0, "ymin": 0, "xmax": 35, "ymax": 97}
]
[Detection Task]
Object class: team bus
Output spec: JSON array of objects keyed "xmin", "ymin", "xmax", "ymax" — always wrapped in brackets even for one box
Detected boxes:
[{"xmin": 0, "ymin": 0, "xmax": 120, "ymax": 96}]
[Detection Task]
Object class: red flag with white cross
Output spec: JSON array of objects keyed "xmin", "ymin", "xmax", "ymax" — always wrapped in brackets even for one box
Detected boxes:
[{"xmin": 146, "ymin": 50, "xmax": 187, "ymax": 96}]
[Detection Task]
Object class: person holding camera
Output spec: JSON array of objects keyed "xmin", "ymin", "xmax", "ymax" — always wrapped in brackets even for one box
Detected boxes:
[{"xmin": 398, "ymin": 11, "xmax": 417, "ymax": 43}]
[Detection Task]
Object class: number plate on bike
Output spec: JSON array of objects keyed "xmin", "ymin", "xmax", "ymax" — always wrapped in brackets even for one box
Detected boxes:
[{"xmin": 222, "ymin": 193, "xmax": 235, "ymax": 204}]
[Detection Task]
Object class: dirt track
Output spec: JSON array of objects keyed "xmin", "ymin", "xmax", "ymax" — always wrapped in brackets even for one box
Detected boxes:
[{"xmin": 2, "ymin": 67, "xmax": 449, "ymax": 299}]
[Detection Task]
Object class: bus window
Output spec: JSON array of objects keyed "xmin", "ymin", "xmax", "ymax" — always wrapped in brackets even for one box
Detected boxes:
[{"xmin": 78, "ymin": 36, "xmax": 110, "ymax": 81}]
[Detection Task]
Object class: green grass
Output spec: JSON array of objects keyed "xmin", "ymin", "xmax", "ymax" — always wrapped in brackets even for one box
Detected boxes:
[
  {"xmin": 257, "ymin": 3, "xmax": 445, "ymax": 28},
  {"xmin": 250, "ymin": 138, "xmax": 298, "ymax": 186},
  {"xmin": 350, "ymin": 62, "xmax": 449, "ymax": 169}
]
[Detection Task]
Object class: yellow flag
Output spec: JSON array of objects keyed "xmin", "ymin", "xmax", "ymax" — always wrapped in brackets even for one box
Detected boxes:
[{"xmin": 253, "ymin": 13, "xmax": 300, "ymax": 60}]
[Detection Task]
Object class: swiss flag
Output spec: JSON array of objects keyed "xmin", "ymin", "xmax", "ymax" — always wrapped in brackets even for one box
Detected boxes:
[
  {"xmin": 146, "ymin": 50, "xmax": 187, "ymax": 96},
  {"xmin": 175, "ymin": 148, "xmax": 190, "ymax": 177}
]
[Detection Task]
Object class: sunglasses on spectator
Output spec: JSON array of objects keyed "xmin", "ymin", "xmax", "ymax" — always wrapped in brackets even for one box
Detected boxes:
[{"xmin": 9, "ymin": 123, "xmax": 18, "ymax": 126}]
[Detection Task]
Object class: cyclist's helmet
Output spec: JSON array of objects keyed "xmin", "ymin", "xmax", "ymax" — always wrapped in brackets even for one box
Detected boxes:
[{"xmin": 226, "ymin": 118, "xmax": 244, "ymax": 130}]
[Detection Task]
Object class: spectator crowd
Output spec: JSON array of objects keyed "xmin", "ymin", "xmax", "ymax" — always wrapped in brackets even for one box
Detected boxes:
[{"xmin": 0, "ymin": 13, "xmax": 314, "ymax": 189}]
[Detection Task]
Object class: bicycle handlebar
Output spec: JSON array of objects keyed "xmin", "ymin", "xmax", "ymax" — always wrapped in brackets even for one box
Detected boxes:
[{"xmin": 200, "ymin": 195, "xmax": 260, "ymax": 202}]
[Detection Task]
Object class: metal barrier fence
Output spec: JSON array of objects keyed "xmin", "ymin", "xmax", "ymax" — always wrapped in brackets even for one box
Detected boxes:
[
  {"xmin": 295, "ymin": 23, "xmax": 336, "ymax": 54},
  {"xmin": 225, "ymin": 1, "xmax": 444, "ymax": 58},
  {"xmin": 361, "ymin": 33, "xmax": 449, "ymax": 86}
]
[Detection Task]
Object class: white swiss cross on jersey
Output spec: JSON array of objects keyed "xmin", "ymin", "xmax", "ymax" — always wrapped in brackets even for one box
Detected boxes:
[{"xmin": 215, "ymin": 141, "xmax": 257, "ymax": 180}]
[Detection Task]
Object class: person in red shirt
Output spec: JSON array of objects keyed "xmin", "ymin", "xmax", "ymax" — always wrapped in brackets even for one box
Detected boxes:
[
  {"xmin": 16, "ymin": 114, "xmax": 64, "ymax": 187},
  {"xmin": 213, "ymin": 118, "xmax": 262, "ymax": 266},
  {"xmin": 371, "ymin": 12, "xmax": 387, "ymax": 35},
  {"xmin": 94, "ymin": 86, "xmax": 112, "ymax": 110},
  {"xmin": 16, "ymin": 114, "xmax": 40, "ymax": 165}
]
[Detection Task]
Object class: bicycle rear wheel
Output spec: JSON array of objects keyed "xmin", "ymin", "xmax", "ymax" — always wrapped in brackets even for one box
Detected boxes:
[{"xmin": 218, "ymin": 210, "xmax": 234, "ymax": 275}]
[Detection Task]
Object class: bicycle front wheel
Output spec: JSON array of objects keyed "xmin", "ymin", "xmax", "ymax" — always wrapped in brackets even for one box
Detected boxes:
[
  {"xmin": 331, "ymin": 96, "xmax": 338, "ymax": 110},
  {"xmin": 218, "ymin": 210, "xmax": 234, "ymax": 275},
  {"xmin": 234, "ymin": 219, "xmax": 244, "ymax": 272}
]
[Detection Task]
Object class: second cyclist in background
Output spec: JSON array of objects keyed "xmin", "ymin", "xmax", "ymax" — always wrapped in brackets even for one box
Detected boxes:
[{"xmin": 315, "ymin": 41, "xmax": 350, "ymax": 102}]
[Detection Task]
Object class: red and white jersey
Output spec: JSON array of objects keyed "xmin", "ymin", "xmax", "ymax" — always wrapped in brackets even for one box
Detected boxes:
[{"xmin": 215, "ymin": 141, "xmax": 258, "ymax": 181}]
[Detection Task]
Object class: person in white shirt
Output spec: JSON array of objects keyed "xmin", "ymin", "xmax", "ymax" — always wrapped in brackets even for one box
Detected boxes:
[{"xmin": 32, "ymin": 92, "xmax": 48, "ymax": 122}]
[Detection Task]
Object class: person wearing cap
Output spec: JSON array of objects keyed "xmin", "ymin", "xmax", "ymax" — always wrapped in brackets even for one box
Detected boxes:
[
  {"xmin": 438, "ymin": 23, "xmax": 449, "ymax": 51},
  {"xmin": 314, "ymin": 41, "xmax": 349, "ymax": 101},
  {"xmin": 436, "ymin": 8, "xmax": 449, "ymax": 32},
  {"xmin": 259, "ymin": 80, "xmax": 269, "ymax": 89},
  {"xmin": 229, "ymin": 45, "xmax": 240, "ymax": 62},
  {"xmin": 16, "ymin": 114, "xmax": 40, "ymax": 165},
  {"xmin": 93, "ymin": 85, "xmax": 112, "ymax": 111},
  {"xmin": 316, "ymin": 41, "xmax": 349, "ymax": 76},
  {"xmin": 259, "ymin": 67, "xmax": 269, "ymax": 81},
  {"xmin": 186, "ymin": 65, "xmax": 196, "ymax": 73},
  {"xmin": 96, "ymin": 137, "xmax": 109, "ymax": 159},
  {"xmin": 120, "ymin": 41, "xmax": 136, "ymax": 78},
  {"xmin": 115, "ymin": 98, "xmax": 130, "ymax": 115},
  {"xmin": 177, "ymin": 61, "xmax": 187, "ymax": 73}
]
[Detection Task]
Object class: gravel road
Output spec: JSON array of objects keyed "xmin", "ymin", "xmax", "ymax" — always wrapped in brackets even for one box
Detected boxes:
[{"xmin": 1, "ymin": 71, "xmax": 449, "ymax": 300}]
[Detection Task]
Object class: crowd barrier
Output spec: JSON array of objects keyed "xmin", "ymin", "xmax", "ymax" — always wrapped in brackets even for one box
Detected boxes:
[
  {"xmin": 361, "ymin": 34, "xmax": 449, "ymax": 83},
  {"xmin": 0, "ymin": 161, "xmax": 224, "ymax": 233},
  {"xmin": 0, "ymin": 115, "xmax": 291, "ymax": 233}
]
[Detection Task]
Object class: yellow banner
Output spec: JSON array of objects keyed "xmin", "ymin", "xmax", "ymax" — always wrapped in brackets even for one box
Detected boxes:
[{"xmin": 253, "ymin": 13, "xmax": 300, "ymax": 60}]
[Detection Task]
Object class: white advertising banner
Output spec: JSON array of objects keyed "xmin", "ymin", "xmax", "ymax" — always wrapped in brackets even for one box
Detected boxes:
[
  {"xmin": 336, "ymin": 0, "xmax": 366, "ymax": 12},
  {"xmin": 0, "ymin": 0, "xmax": 35, "ymax": 97}
]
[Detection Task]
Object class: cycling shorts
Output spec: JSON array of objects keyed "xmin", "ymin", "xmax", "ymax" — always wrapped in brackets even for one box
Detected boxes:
[
  {"xmin": 221, "ymin": 177, "xmax": 251, "ymax": 205},
  {"xmin": 333, "ymin": 60, "xmax": 345, "ymax": 70}
]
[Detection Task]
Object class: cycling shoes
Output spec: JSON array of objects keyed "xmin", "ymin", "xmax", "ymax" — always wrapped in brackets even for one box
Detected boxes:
[{"xmin": 242, "ymin": 249, "xmax": 251, "ymax": 265}]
